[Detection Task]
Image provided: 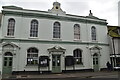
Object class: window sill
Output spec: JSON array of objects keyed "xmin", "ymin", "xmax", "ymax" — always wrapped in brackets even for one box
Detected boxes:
[
  {"xmin": 28, "ymin": 37, "xmax": 39, "ymax": 39},
  {"xmin": 26, "ymin": 64, "xmax": 38, "ymax": 66},
  {"xmin": 5, "ymin": 36, "xmax": 15, "ymax": 38},
  {"xmin": 74, "ymin": 39, "xmax": 82, "ymax": 42},
  {"xmin": 91, "ymin": 40, "xmax": 98, "ymax": 43},
  {"xmin": 52, "ymin": 38, "xmax": 62, "ymax": 41}
]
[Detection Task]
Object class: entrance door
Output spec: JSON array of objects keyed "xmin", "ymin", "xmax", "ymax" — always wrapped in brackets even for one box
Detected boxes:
[
  {"xmin": 93, "ymin": 53, "xmax": 99, "ymax": 72},
  {"xmin": 52, "ymin": 54, "xmax": 61, "ymax": 73},
  {"xmin": 3, "ymin": 52, "xmax": 13, "ymax": 74}
]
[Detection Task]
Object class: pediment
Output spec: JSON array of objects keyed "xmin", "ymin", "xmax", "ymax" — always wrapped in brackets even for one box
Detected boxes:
[
  {"xmin": 89, "ymin": 45, "xmax": 102, "ymax": 50},
  {"xmin": 48, "ymin": 2, "xmax": 66, "ymax": 15},
  {"xmin": 47, "ymin": 46, "xmax": 66, "ymax": 52},
  {"xmin": 2, "ymin": 42, "xmax": 20, "ymax": 49}
]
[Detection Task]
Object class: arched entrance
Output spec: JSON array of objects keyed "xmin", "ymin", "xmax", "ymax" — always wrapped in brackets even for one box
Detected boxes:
[
  {"xmin": 93, "ymin": 53, "xmax": 99, "ymax": 72},
  {"xmin": 48, "ymin": 46, "xmax": 66, "ymax": 73},
  {"xmin": 89, "ymin": 45, "xmax": 101, "ymax": 72},
  {"xmin": 2, "ymin": 52, "xmax": 13, "ymax": 74}
]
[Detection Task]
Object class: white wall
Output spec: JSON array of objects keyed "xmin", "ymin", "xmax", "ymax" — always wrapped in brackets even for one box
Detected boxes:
[
  {"xmin": 0, "ymin": 8, "xmax": 110, "ymax": 72},
  {"xmin": 2, "ymin": 15, "xmax": 108, "ymax": 44}
]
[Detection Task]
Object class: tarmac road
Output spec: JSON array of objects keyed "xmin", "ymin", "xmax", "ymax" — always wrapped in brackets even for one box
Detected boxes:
[
  {"xmin": 1, "ymin": 71, "xmax": 119, "ymax": 80},
  {"xmin": 1, "ymin": 78, "xmax": 118, "ymax": 80}
]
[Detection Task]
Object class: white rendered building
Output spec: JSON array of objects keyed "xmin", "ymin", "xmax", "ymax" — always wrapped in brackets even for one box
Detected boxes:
[{"xmin": 0, "ymin": 2, "xmax": 110, "ymax": 75}]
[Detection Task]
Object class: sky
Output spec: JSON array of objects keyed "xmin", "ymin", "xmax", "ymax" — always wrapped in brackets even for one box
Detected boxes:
[{"xmin": 0, "ymin": 0, "xmax": 119, "ymax": 26}]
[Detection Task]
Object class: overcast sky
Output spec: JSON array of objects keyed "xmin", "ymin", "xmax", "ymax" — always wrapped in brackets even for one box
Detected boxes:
[{"xmin": 0, "ymin": 0, "xmax": 119, "ymax": 26}]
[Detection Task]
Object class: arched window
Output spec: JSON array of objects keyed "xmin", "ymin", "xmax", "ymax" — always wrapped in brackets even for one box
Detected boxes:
[
  {"xmin": 53, "ymin": 22, "xmax": 61, "ymax": 38},
  {"xmin": 73, "ymin": 49, "xmax": 82, "ymax": 64},
  {"xmin": 91, "ymin": 26, "xmax": 96, "ymax": 40},
  {"xmin": 30, "ymin": 20, "xmax": 38, "ymax": 37},
  {"xmin": 74, "ymin": 24, "xmax": 80, "ymax": 40},
  {"xmin": 7, "ymin": 18, "xmax": 15, "ymax": 36},
  {"xmin": 27, "ymin": 47, "xmax": 38, "ymax": 65}
]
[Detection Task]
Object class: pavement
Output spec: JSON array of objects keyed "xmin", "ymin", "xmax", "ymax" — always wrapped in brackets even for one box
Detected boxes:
[{"xmin": 0, "ymin": 71, "xmax": 119, "ymax": 80}]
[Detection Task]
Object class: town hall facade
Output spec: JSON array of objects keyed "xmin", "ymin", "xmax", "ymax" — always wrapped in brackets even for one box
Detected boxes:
[{"xmin": 0, "ymin": 2, "xmax": 110, "ymax": 74}]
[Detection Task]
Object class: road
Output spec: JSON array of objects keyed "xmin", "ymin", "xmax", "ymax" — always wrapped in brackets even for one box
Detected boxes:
[
  {"xmin": 1, "ymin": 78, "xmax": 118, "ymax": 80},
  {"xmin": 1, "ymin": 71, "xmax": 119, "ymax": 80}
]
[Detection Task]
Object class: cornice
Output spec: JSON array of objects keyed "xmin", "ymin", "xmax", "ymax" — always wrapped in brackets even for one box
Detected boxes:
[
  {"xmin": 1, "ymin": 38, "xmax": 109, "ymax": 46},
  {"xmin": 2, "ymin": 10, "xmax": 107, "ymax": 25}
]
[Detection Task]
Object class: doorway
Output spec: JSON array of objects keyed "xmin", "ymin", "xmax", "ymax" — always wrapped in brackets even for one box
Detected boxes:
[
  {"xmin": 52, "ymin": 54, "xmax": 61, "ymax": 73},
  {"xmin": 93, "ymin": 53, "xmax": 99, "ymax": 72},
  {"xmin": 2, "ymin": 52, "xmax": 13, "ymax": 74}
]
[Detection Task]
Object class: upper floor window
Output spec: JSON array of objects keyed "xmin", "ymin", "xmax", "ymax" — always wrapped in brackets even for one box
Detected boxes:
[
  {"xmin": 53, "ymin": 22, "xmax": 61, "ymax": 38},
  {"xmin": 27, "ymin": 47, "xmax": 38, "ymax": 65},
  {"xmin": 30, "ymin": 20, "xmax": 38, "ymax": 37},
  {"xmin": 91, "ymin": 26, "xmax": 96, "ymax": 40},
  {"xmin": 74, "ymin": 24, "xmax": 80, "ymax": 40},
  {"xmin": 7, "ymin": 18, "xmax": 15, "ymax": 36},
  {"xmin": 73, "ymin": 49, "xmax": 82, "ymax": 64}
]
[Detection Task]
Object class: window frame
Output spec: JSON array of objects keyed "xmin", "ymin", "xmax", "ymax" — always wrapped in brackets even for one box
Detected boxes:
[
  {"xmin": 30, "ymin": 20, "xmax": 38, "ymax": 38},
  {"xmin": 73, "ymin": 49, "xmax": 82, "ymax": 65},
  {"xmin": 53, "ymin": 22, "xmax": 61, "ymax": 39},
  {"xmin": 91, "ymin": 26, "xmax": 97, "ymax": 41},
  {"xmin": 7, "ymin": 18, "xmax": 15, "ymax": 36},
  {"xmin": 27, "ymin": 47, "xmax": 38, "ymax": 65},
  {"xmin": 74, "ymin": 24, "xmax": 80, "ymax": 40}
]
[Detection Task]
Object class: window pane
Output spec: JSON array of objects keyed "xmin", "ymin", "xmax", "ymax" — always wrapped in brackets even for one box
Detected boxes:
[
  {"xmin": 73, "ymin": 49, "xmax": 82, "ymax": 64},
  {"xmin": 57, "ymin": 56, "xmax": 60, "ymax": 66},
  {"xmin": 91, "ymin": 26, "xmax": 96, "ymax": 40},
  {"xmin": 9, "ymin": 61, "xmax": 12, "ymax": 66},
  {"xmin": 7, "ymin": 18, "xmax": 15, "ymax": 36},
  {"xmin": 30, "ymin": 20, "xmax": 38, "ymax": 37},
  {"xmin": 4, "ymin": 61, "xmax": 7, "ymax": 66},
  {"xmin": 4, "ymin": 57, "xmax": 7, "ymax": 60},
  {"xmin": 27, "ymin": 48, "xmax": 38, "ymax": 65},
  {"xmin": 53, "ymin": 22, "xmax": 60, "ymax": 38},
  {"xmin": 9, "ymin": 57, "xmax": 12, "ymax": 60},
  {"xmin": 74, "ymin": 24, "xmax": 80, "ymax": 39}
]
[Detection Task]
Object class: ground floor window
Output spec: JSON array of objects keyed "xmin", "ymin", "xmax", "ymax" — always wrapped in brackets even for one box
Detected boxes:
[
  {"xmin": 73, "ymin": 49, "xmax": 82, "ymax": 64},
  {"xmin": 27, "ymin": 47, "xmax": 38, "ymax": 65}
]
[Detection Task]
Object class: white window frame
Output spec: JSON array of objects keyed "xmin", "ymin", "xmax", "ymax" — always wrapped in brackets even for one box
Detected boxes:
[
  {"xmin": 91, "ymin": 26, "xmax": 96, "ymax": 41},
  {"xmin": 27, "ymin": 48, "xmax": 38, "ymax": 65},
  {"xmin": 30, "ymin": 20, "xmax": 38, "ymax": 37},
  {"xmin": 7, "ymin": 18, "xmax": 15, "ymax": 36},
  {"xmin": 74, "ymin": 24, "xmax": 80, "ymax": 40},
  {"xmin": 53, "ymin": 22, "xmax": 61, "ymax": 39},
  {"xmin": 73, "ymin": 49, "xmax": 82, "ymax": 65}
]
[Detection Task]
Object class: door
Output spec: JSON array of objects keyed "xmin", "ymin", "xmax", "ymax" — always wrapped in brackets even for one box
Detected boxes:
[
  {"xmin": 93, "ymin": 53, "xmax": 99, "ymax": 72},
  {"xmin": 52, "ymin": 54, "xmax": 61, "ymax": 73},
  {"xmin": 3, "ymin": 52, "xmax": 13, "ymax": 75}
]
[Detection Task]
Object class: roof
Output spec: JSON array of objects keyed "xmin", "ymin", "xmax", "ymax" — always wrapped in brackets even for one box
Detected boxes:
[
  {"xmin": 2, "ymin": 6, "xmax": 23, "ymax": 10},
  {"xmin": 1, "ymin": 3, "xmax": 107, "ymax": 25}
]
